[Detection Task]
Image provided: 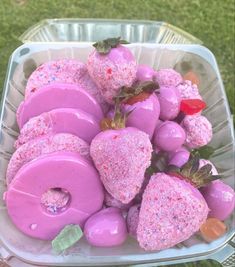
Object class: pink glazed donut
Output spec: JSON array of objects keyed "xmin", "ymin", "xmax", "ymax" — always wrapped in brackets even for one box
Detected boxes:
[
  {"xmin": 6, "ymin": 133, "xmax": 90, "ymax": 185},
  {"xmin": 25, "ymin": 59, "xmax": 109, "ymax": 113},
  {"xmin": 15, "ymin": 108, "xmax": 100, "ymax": 148},
  {"xmin": 5, "ymin": 151, "xmax": 104, "ymax": 240},
  {"xmin": 25, "ymin": 59, "xmax": 86, "ymax": 99},
  {"xmin": 16, "ymin": 83, "xmax": 104, "ymax": 129}
]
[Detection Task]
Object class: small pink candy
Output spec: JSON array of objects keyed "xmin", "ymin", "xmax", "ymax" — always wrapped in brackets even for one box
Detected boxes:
[
  {"xmin": 136, "ymin": 64, "xmax": 156, "ymax": 82},
  {"xmin": 201, "ymin": 180, "xmax": 235, "ymax": 221},
  {"xmin": 84, "ymin": 207, "xmax": 127, "ymax": 247},
  {"xmin": 168, "ymin": 150, "xmax": 190, "ymax": 168}
]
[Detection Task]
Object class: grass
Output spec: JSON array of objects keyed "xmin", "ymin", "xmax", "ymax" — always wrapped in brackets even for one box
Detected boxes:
[{"xmin": 0, "ymin": 0, "xmax": 234, "ymax": 114}]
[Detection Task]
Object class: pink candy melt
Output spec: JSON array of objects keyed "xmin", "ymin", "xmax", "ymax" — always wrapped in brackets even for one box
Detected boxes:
[
  {"xmin": 7, "ymin": 133, "xmax": 90, "ymax": 185},
  {"xmin": 137, "ymin": 173, "xmax": 209, "ymax": 251},
  {"xmin": 181, "ymin": 115, "xmax": 213, "ymax": 149}
]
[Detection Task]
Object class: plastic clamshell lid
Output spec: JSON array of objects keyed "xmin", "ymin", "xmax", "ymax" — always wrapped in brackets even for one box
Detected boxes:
[{"xmin": 0, "ymin": 42, "xmax": 234, "ymax": 266}]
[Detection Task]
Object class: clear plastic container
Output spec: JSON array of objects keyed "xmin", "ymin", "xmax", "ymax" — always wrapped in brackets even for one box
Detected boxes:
[
  {"xmin": 19, "ymin": 19, "xmax": 203, "ymax": 44},
  {"xmin": 0, "ymin": 43, "xmax": 234, "ymax": 266}
]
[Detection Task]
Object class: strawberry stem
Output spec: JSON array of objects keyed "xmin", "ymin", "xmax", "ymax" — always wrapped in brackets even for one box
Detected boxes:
[
  {"xmin": 167, "ymin": 154, "xmax": 221, "ymax": 188},
  {"xmin": 93, "ymin": 37, "xmax": 129, "ymax": 54},
  {"xmin": 114, "ymin": 80, "xmax": 159, "ymax": 103}
]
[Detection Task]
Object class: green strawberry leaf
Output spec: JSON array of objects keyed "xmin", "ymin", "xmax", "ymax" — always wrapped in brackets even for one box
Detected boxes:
[
  {"xmin": 119, "ymin": 39, "xmax": 130, "ymax": 44},
  {"xmin": 167, "ymin": 154, "xmax": 221, "ymax": 188},
  {"xmin": 114, "ymin": 80, "xmax": 158, "ymax": 103},
  {"xmin": 146, "ymin": 151, "xmax": 168, "ymax": 176},
  {"xmin": 191, "ymin": 145, "xmax": 215, "ymax": 159},
  {"xmin": 52, "ymin": 224, "xmax": 83, "ymax": 254},
  {"xmin": 93, "ymin": 37, "xmax": 129, "ymax": 54}
]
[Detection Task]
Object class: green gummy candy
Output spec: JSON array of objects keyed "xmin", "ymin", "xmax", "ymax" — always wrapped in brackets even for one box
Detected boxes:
[{"xmin": 52, "ymin": 224, "xmax": 83, "ymax": 253}]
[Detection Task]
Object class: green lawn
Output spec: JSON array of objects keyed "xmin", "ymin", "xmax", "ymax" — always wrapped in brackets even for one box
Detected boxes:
[{"xmin": 0, "ymin": 0, "xmax": 234, "ymax": 113}]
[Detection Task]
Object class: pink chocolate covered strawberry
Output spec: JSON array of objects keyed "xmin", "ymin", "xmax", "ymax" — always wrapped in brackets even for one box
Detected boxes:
[
  {"xmin": 90, "ymin": 105, "xmax": 152, "ymax": 204},
  {"xmin": 137, "ymin": 156, "xmax": 219, "ymax": 251},
  {"xmin": 87, "ymin": 37, "xmax": 137, "ymax": 104},
  {"xmin": 117, "ymin": 81, "xmax": 160, "ymax": 139}
]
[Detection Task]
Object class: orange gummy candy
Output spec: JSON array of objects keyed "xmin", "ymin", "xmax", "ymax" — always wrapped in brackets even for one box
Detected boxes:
[
  {"xmin": 200, "ymin": 218, "xmax": 227, "ymax": 242},
  {"xmin": 183, "ymin": 71, "xmax": 200, "ymax": 86}
]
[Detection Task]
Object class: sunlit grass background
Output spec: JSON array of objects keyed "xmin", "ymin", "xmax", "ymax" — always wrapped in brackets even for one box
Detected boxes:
[{"xmin": 0, "ymin": 0, "xmax": 234, "ymax": 113}]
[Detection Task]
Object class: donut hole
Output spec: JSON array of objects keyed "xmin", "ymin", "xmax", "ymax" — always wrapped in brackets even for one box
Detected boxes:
[{"xmin": 41, "ymin": 188, "xmax": 71, "ymax": 214}]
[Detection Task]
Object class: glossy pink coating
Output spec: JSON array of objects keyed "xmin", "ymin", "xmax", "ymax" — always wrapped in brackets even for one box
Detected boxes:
[
  {"xmin": 15, "ymin": 108, "xmax": 100, "ymax": 148},
  {"xmin": 90, "ymin": 127, "xmax": 152, "ymax": 204},
  {"xmin": 156, "ymin": 69, "xmax": 183, "ymax": 87},
  {"xmin": 177, "ymin": 80, "xmax": 202, "ymax": 100},
  {"xmin": 87, "ymin": 45, "xmax": 137, "ymax": 103},
  {"xmin": 201, "ymin": 180, "xmax": 235, "ymax": 221},
  {"xmin": 155, "ymin": 119, "xmax": 163, "ymax": 129},
  {"xmin": 158, "ymin": 86, "xmax": 181, "ymax": 120},
  {"xmin": 168, "ymin": 150, "xmax": 190, "ymax": 168},
  {"xmin": 137, "ymin": 173, "xmax": 209, "ymax": 251},
  {"xmin": 17, "ymin": 83, "xmax": 103, "ymax": 128},
  {"xmin": 5, "ymin": 152, "xmax": 104, "ymax": 240},
  {"xmin": 127, "ymin": 204, "xmax": 140, "ymax": 238},
  {"xmin": 136, "ymin": 64, "xmax": 156, "ymax": 81},
  {"xmin": 84, "ymin": 207, "xmax": 127, "ymax": 247},
  {"xmin": 104, "ymin": 191, "xmax": 133, "ymax": 210},
  {"xmin": 153, "ymin": 121, "xmax": 186, "ymax": 152},
  {"xmin": 122, "ymin": 93, "xmax": 160, "ymax": 139},
  {"xmin": 167, "ymin": 146, "xmax": 189, "ymax": 161},
  {"xmin": 181, "ymin": 115, "xmax": 212, "ymax": 149},
  {"xmin": 6, "ymin": 133, "xmax": 90, "ymax": 185},
  {"xmin": 25, "ymin": 59, "xmax": 109, "ymax": 113}
]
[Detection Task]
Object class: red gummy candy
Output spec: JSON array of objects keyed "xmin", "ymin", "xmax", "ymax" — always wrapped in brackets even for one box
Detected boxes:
[{"xmin": 180, "ymin": 99, "xmax": 206, "ymax": 115}]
